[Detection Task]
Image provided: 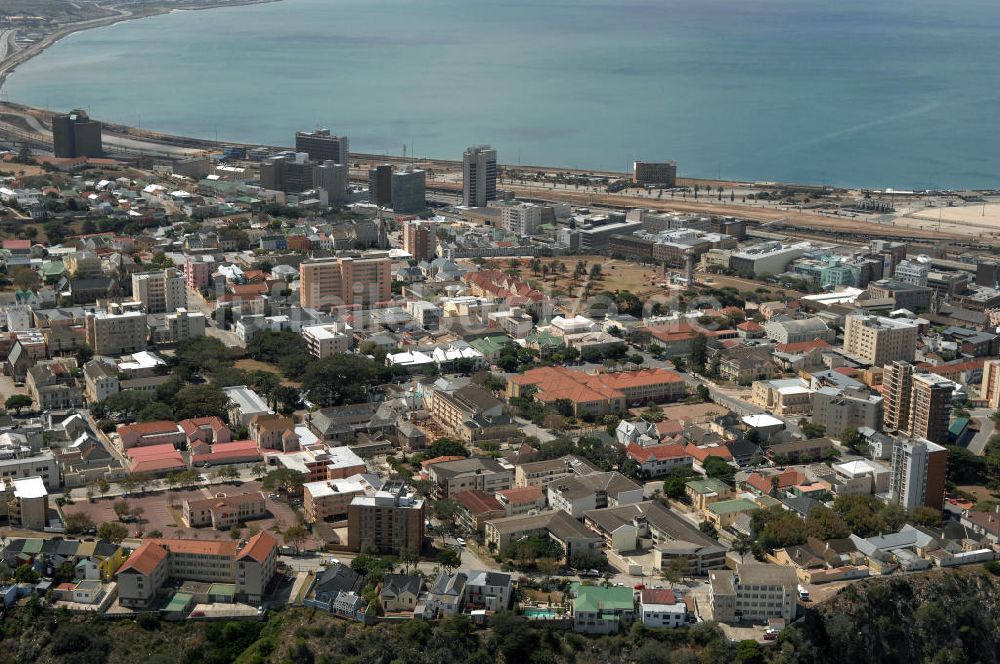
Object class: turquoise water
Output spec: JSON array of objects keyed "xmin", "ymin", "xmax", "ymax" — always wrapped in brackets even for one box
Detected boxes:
[
  {"xmin": 523, "ymin": 607, "xmax": 561, "ymax": 618},
  {"xmin": 5, "ymin": 0, "xmax": 1000, "ymax": 188}
]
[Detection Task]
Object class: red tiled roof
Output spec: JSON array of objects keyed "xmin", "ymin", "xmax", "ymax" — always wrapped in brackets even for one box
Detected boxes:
[
  {"xmin": 775, "ymin": 339, "xmax": 831, "ymax": 354},
  {"xmin": 191, "ymin": 440, "xmax": 261, "ymax": 465},
  {"xmin": 655, "ymin": 420, "xmax": 683, "ymax": 436},
  {"xmin": 627, "ymin": 443, "xmax": 691, "ymax": 463},
  {"xmin": 511, "ymin": 366, "xmax": 684, "ymax": 406},
  {"xmin": 420, "ymin": 455, "xmax": 464, "ymax": 468},
  {"xmin": 237, "ymin": 530, "xmax": 278, "ymax": 563},
  {"xmin": 684, "ymin": 444, "xmax": 733, "ymax": 462},
  {"xmin": 178, "ymin": 416, "xmax": 228, "ymax": 436},
  {"xmin": 117, "ymin": 421, "xmax": 179, "ymax": 437},
  {"xmin": 453, "ymin": 489, "xmax": 504, "ymax": 515},
  {"xmin": 156, "ymin": 539, "xmax": 239, "ymax": 557},
  {"xmin": 117, "ymin": 540, "xmax": 168, "ymax": 576},
  {"xmin": 640, "ymin": 588, "xmax": 678, "ymax": 605},
  {"xmin": 737, "ymin": 321, "xmax": 762, "ymax": 332},
  {"xmin": 746, "ymin": 469, "xmax": 806, "ymax": 494},
  {"xmin": 495, "ymin": 485, "xmax": 544, "ymax": 504}
]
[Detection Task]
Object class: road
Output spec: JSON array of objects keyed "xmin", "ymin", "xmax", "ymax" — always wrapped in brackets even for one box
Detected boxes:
[{"xmin": 0, "ymin": 30, "xmax": 17, "ymax": 63}]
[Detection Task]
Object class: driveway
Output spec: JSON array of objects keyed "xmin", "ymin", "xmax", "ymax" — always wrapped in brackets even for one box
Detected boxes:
[{"xmin": 967, "ymin": 408, "xmax": 995, "ymax": 456}]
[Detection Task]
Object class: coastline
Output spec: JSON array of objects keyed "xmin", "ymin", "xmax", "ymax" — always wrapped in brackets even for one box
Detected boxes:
[{"xmin": 0, "ymin": 0, "xmax": 286, "ymax": 89}]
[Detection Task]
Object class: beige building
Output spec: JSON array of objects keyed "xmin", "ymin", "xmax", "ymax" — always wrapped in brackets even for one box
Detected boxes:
[
  {"xmin": 181, "ymin": 492, "xmax": 267, "ymax": 529},
  {"xmin": 981, "ymin": 359, "xmax": 1000, "ymax": 410},
  {"xmin": 26, "ymin": 358, "xmax": 84, "ymax": 411},
  {"xmin": 303, "ymin": 475, "xmax": 374, "ymax": 522},
  {"xmin": 428, "ymin": 385, "xmax": 518, "ymax": 444},
  {"xmin": 64, "ymin": 250, "xmax": 102, "ymax": 278},
  {"xmin": 347, "ymin": 481, "xmax": 425, "ymax": 555},
  {"xmin": 843, "ymin": 312, "xmax": 918, "ymax": 366},
  {"xmin": 710, "ymin": 563, "xmax": 798, "ymax": 624},
  {"xmin": 132, "ymin": 268, "xmax": 186, "ymax": 314},
  {"xmin": 750, "ymin": 378, "xmax": 813, "ymax": 415},
  {"xmin": 85, "ymin": 310, "xmax": 147, "ymax": 355},
  {"xmin": 116, "ymin": 532, "xmax": 278, "ymax": 607},
  {"xmin": 514, "ymin": 455, "xmax": 600, "ymax": 488},
  {"xmin": 3, "ymin": 476, "xmax": 49, "ymax": 530},
  {"xmin": 150, "ymin": 308, "xmax": 207, "ymax": 345},
  {"xmin": 427, "ymin": 457, "xmax": 513, "ymax": 498},
  {"xmin": 302, "ymin": 323, "xmax": 354, "ymax": 357},
  {"xmin": 299, "ymin": 255, "xmax": 391, "ymax": 309},
  {"xmin": 883, "ymin": 361, "xmax": 953, "ymax": 444}
]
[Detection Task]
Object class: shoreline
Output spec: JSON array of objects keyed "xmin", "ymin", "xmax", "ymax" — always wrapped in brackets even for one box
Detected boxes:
[{"xmin": 0, "ymin": 0, "xmax": 285, "ymax": 89}]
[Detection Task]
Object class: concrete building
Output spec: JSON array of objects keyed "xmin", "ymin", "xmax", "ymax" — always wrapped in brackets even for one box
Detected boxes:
[
  {"xmin": 547, "ymin": 471, "xmax": 643, "ymax": 519},
  {"xmin": 981, "ymin": 359, "xmax": 1000, "ymax": 410},
  {"xmin": 116, "ymin": 532, "xmax": 278, "ymax": 607},
  {"xmin": 304, "ymin": 475, "xmax": 375, "ymax": 522},
  {"xmin": 132, "ymin": 269, "xmax": 185, "ymax": 314},
  {"xmin": 52, "ymin": 109, "xmax": 102, "ymax": 158},
  {"xmin": 403, "ymin": 220, "xmax": 434, "ymax": 262},
  {"xmin": 909, "ymin": 373, "xmax": 954, "ymax": 445},
  {"xmin": 709, "ymin": 563, "xmax": 798, "ymax": 624},
  {"xmin": 299, "ymin": 255, "xmax": 392, "ymax": 309},
  {"xmin": 889, "ymin": 438, "xmax": 948, "ymax": 510},
  {"xmin": 632, "ymin": 161, "xmax": 677, "ymax": 186},
  {"xmin": 85, "ymin": 310, "xmax": 147, "ymax": 355},
  {"xmin": 811, "ymin": 386, "xmax": 882, "ymax": 434},
  {"xmin": 223, "ymin": 385, "xmax": 273, "ymax": 427},
  {"xmin": 762, "ymin": 317, "xmax": 835, "ymax": 345},
  {"xmin": 302, "ymin": 323, "xmax": 354, "ymax": 357},
  {"xmin": 843, "ymin": 312, "xmax": 918, "ymax": 366},
  {"xmin": 3, "ymin": 476, "xmax": 49, "ymax": 530},
  {"xmin": 728, "ymin": 241, "xmax": 810, "ymax": 278},
  {"xmin": 26, "ymin": 358, "xmax": 84, "ymax": 411},
  {"xmin": 347, "ymin": 480, "xmax": 425, "ymax": 555},
  {"xmin": 462, "ymin": 145, "xmax": 497, "ymax": 207},
  {"xmin": 428, "ymin": 385, "xmax": 518, "ymax": 444},
  {"xmin": 391, "ymin": 168, "xmax": 426, "ymax": 213},
  {"xmin": 260, "ymin": 153, "xmax": 315, "ymax": 193},
  {"xmin": 151, "ymin": 308, "xmax": 207, "ymax": 345},
  {"xmin": 501, "ymin": 203, "xmax": 545, "ymax": 237},
  {"xmin": 894, "ymin": 258, "xmax": 931, "ymax": 286},
  {"xmin": 368, "ymin": 164, "xmax": 393, "ymax": 206},
  {"xmin": 883, "ymin": 361, "xmax": 914, "ymax": 434},
  {"xmin": 639, "ymin": 588, "xmax": 687, "ymax": 628},
  {"xmin": 314, "ymin": 160, "xmax": 349, "ymax": 205},
  {"xmin": 295, "ymin": 129, "xmax": 349, "ymax": 164},
  {"xmin": 427, "ymin": 457, "xmax": 513, "ymax": 498}
]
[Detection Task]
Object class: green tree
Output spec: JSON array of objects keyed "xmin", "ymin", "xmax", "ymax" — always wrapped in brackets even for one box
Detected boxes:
[
  {"xmin": 262, "ymin": 468, "xmax": 306, "ymax": 494},
  {"xmin": 97, "ymin": 521, "xmax": 129, "ymax": 544},
  {"xmin": 64, "ymin": 512, "xmax": 95, "ymax": 535},
  {"xmin": 4, "ymin": 394, "xmax": 32, "ymax": 414},
  {"xmin": 172, "ymin": 383, "xmax": 231, "ymax": 420},
  {"xmin": 438, "ymin": 548, "xmax": 461, "ymax": 573},
  {"xmin": 284, "ymin": 524, "xmax": 309, "ymax": 553},
  {"xmin": 300, "ymin": 353, "xmax": 378, "ymax": 407}
]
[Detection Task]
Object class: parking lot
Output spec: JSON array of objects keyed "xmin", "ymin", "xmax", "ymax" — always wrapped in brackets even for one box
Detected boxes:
[{"xmin": 60, "ymin": 480, "xmax": 313, "ymax": 546}]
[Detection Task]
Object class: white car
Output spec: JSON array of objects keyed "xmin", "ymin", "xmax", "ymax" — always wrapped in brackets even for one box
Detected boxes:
[{"xmin": 455, "ymin": 537, "xmax": 466, "ymax": 547}]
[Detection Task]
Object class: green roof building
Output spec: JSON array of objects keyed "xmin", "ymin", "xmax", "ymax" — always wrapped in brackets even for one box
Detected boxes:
[{"xmin": 571, "ymin": 584, "xmax": 635, "ymax": 634}]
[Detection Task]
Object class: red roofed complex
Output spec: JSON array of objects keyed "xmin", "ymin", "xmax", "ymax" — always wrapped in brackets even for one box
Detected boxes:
[
  {"xmin": 463, "ymin": 270, "xmax": 545, "ymax": 305},
  {"xmin": 684, "ymin": 443, "xmax": 734, "ymax": 464},
  {"xmin": 744, "ymin": 469, "xmax": 807, "ymax": 496},
  {"xmin": 117, "ymin": 534, "xmax": 278, "ymax": 608},
  {"xmin": 179, "ymin": 417, "xmax": 232, "ymax": 445},
  {"xmin": 452, "ymin": 489, "xmax": 507, "ymax": 529},
  {"xmin": 190, "ymin": 439, "xmax": 262, "ymax": 466},
  {"xmin": 127, "ymin": 443, "xmax": 186, "ymax": 475},
  {"xmin": 508, "ymin": 366, "xmax": 687, "ymax": 417},
  {"xmin": 626, "ymin": 443, "xmax": 693, "ymax": 478},
  {"xmin": 117, "ymin": 421, "xmax": 184, "ymax": 450}
]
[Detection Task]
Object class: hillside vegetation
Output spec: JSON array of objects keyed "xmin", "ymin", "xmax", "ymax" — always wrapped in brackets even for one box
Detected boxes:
[{"xmin": 1, "ymin": 568, "xmax": 999, "ymax": 664}]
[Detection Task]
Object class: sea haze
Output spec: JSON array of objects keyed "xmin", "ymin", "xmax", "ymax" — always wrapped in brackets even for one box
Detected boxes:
[{"xmin": 5, "ymin": 0, "xmax": 1000, "ymax": 189}]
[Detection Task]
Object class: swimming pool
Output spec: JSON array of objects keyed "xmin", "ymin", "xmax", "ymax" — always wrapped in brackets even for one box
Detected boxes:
[{"xmin": 523, "ymin": 608, "xmax": 562, "ymax": 619}]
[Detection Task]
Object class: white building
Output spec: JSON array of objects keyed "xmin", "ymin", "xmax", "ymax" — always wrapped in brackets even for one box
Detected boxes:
[
  {"xmin": 639, "ymin": 588, "xmax": 688, "ymax": 628},
  {"xmin": 500, "ymin": 203, "xmax": 545, "ymax": 237},
  {"xmin": 894, "ymin": 258, "xmax": 931, "ymax": 287},
  {"xmin": 302, "ymin": 323, "xmax": 354, "ymax": 358}
]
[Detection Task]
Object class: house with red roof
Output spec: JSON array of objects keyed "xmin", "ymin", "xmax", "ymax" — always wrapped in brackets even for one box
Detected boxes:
[
  {"xmin": 626, "ymin": 443, "xmax": 693, "ymax": 479},
  {"xmin": 494, "ymin": 485, "xmax": 546, "ymax": 516},
  {"xmin": 190, "ymin": 439, "xmax": 262, "ymax": 466},
  {"xmin": 639, "ymin": 587, "xmax": 688, "ymax": 628},
  {"xmin": 117, "ymin": 421, "xmax": 184, "ymax": 450},
  {"xmin": 126, "ymin": 443, "xmax": 186, "ymax": 475},
  {"xmin": 743, "ymin": 469, "xmax": 808, "ymax": 497},
  {"xmin": 508, "ymin": 366, "xmax": 687, "ymax": 417},
  {"xmin": 179, "ymin": 417, "xmax": 232, "ymax": 445}
]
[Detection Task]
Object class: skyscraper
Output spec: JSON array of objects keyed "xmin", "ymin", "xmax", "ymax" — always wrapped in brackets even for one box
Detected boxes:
[
  {"xmin": 882, "ymin": 361, "xmax": 914, "ymax": 433},
  {"xmin": 368, "ymin": 164, "xmax": 393, "ymax": 206},
  {"xmin": 889, "ymin": 438, "xmax": 948, "ymax": 510},
  {"xmin": 882, "ymin": 361, "xmax": 953, "ymax": 445},
  {"xmin": 391, "ymin": 168, "xmax": 426, "ymax": 214},
  {"xmin": 260, "ymin": 153, "xmax": 315, "ymax": 193},
  {"xmin": 295, "ymin": 129, "xmax": 349, "ymax": 164},
  {"xmin": 52, "ymin": 109, "xmax": 103, "ymax": 158},
  {"xmin": 403, "ymin": 220, "xmax": 433, "ymax": 262},
  {"xmin": 462, "ymin": 145, "xmax": 497, "ymax": 207},
  {"xmin": 981, "ymin": 359, "xmax": 1000, "ymax": 410},
  {"xmin": 314, "ymin": 160, "xmax": 349, "ymax": 205}
]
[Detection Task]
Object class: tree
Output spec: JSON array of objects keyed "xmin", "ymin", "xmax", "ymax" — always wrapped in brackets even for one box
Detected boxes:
[
  {"xmin": 10, "ymin": 266, "xmax": 38, "ymax": 292},
  {"xmin": 661, "ymin": 556, "xmax": 688, "ymax": 584},
  {"xmin": 432, "ymin": 498, "xmax": 460, "ymax": 545},
  {"xmin": 97, "ymin": 521, "xmax": 129, "ymax": 544},
  {"xmin": 97, "ymin": 478, "xmax": 110, "ymax": 497},
  {"xmin": 4, "ymin": 394, "xmax": 32, "ymax": 414},
  {"xmin": 219, "ymin": 466, "xmax": 240, "ymax": 482},
  {"xmin": 424, "ymin": 438, "xmax": 469, "ymax": 459},
  {"xmin": 113, "ymin": 500, "xmax": 131, "ymax": 520},
  {"xmin": 840, "ymin": 427, "xmax": 867, "ymax": 453},
  {"xmin": 663, "ymin": 473, "xmax": 689, "ymax": 500},
  {"xmin": 438, "ymin": 548, "xmax": 461, "ymax": 573},
  {"xmin": 704, "ymin": 456, "xmax": 735, "ymax": 483},
  {"xmin": 804, "ymin": 505, "xmax": 850, "ymax": 540},
  {"xmin": 262, "ymin": 468, "xmax": 306, "ymax": 494},
  {"xmin": 300, "ymin": 353, "xmax": 378, "ymax": 407},
  {"xmin": 284, "ymin": 524, "xmax": 309, "ymax": 553},
  {"xmin": 251, "ymin": 464, "xmax": 267, "ymax": 480},
  {"xmin": 172, "ymin": 383, "xmax": 232, "ymax": 420},
  {"xmin": 64, "ymin": 512, "xmax": 95, "ymax": 535}
]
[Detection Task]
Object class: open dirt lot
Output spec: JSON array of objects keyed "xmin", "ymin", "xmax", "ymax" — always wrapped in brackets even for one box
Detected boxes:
[
  {"xmin": 488, "ymin": 256, "xmax": 666, "ymax": 300},
  {"xmin": 233, "ymin": 358, "xmax": 301, "ymax": 387},
  {"xmin": 902, "ymin": 203, "xmax": 1000, "ymax": 239},
  {"xmin": 61, "ymin": 480, "xmax": 313, "ymax": 546}
]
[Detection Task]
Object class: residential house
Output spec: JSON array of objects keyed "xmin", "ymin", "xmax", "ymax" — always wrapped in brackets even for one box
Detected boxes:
[
  {"xmin": 572, "ymin": 584, "xmax": 635, "ymax": 634},
  {"xmin": 639, "ymin": 588, "xmax": 688, "ymax": 628},
  {"xmin": 380, "ymin": 574, "xmax": 423, "ymax": 613}
]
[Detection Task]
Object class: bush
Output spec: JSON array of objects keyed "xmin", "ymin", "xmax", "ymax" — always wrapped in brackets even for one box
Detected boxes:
[{"xmin": 985, "ymin": 560, "xmax": 1000, "ymax": 576}]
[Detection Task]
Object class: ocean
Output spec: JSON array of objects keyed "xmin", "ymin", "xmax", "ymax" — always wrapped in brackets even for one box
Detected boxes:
[{"xmin": 4, "ymin": 0, "xmax": 1000, "ymax": 189}]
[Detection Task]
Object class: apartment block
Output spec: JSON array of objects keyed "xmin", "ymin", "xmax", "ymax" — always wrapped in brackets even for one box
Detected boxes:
[
  {"xmin": 462, "ymin": 145, "xmax": 497, "ymax": 207},
  {"xmin": 710, "ymin": 563, "xmax": 798, "ymax": 624},
  {"xmin": 909, "ymin": 373, "xmax": 954, "ymax": 445},
  {"xmin": 295, "ymin": 129, "xmax": 349, "ymax": 164},
  {"xmin": 844, "ymin": 313, "xmax": 918, "ymax": 366},
  {"xmin": 304, "ymin": 475, "xmax": 377, "ymax": 522},
  {"xmin": 403, "ymin": 220, "xmax": 433, "ymax": 262},
  {"xmin": 391, "ymin": 168, "xmax": 426, "ymax": 214},
  {"xmin": 85, "ymin": 310, "xmax": 147, "ymax": 355},
  {"xmin": 132, "ymin": 269, "xmax": 186, "ymax": 314},
  {"xmin": 427, "ymin": 457, "xmax": 513, "ymax": 497},
  {"xmin": 347, "ymin": 481, "xmax": 425, "ymax": 555},
  {"xmin": 632, "ymin": 160, "xmax": 677, "ymax": 186},
  {"xmin": 299, "ymin": 255, "xmax": 392, "ymax": 309},
  {"xmin": 302, "ymin": 322, "xmax": 354, "ymax": 357},
  {"xmin": 501, "ymin": 203, "xmax": 545, "ymax": 236},
  {"xmin": 3, "ymin": 476, "xmax": 49, "ymax": 530},
  {"xmin": 889, "ymin": 438, "xmax": 948, "ymax": 510},
  {"xmin": 981, "ymin": 359, "xmax": 1000, "ymax": 410}
]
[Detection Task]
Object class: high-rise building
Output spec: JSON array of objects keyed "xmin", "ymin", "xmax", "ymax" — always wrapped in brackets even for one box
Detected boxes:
[
  {"xmin": 132, "ymin": 268, "xmax": 185, "ymax": 314},
  {"xmin": 347, "ymin": 480, "xmax": 425, "ymax": 555},
  {"xmin": 909, "ymin": 373, "xmax": 953, "ymax": 445},
  {"xmin": 501, "ymin": 203, "xmax": 545, "ymax": 237},
  {"xmin": 403, "ymin": 221, "xmax": 433, "ymax": 262},
  {"xmin": 882, "ymin": 361, "xmax": 914, "ymax": 433},
  {"xmin": 462, "ymin": 145, "xmax": 497, "ymax": 207},
  {"xmin": 893, "ymin": 258, "xmax": 930, "ymax": 287},
  {"xmin": 391, "ymin": 168, "xmax": 426, "ymax": 214},
  {"xmin": 889, "ymin": 438, "xmax": 948, "ymax": 510},
  {"xmin": 85, "ymin": 310, "xmax": 148, "ymax": 356},
  {"xmin": 52, "ymin": 109, "xmax": 103, "ymax": 158},
  {"xmin": 299, "ymin": 255, "xmax": 392, "ymax": 309},
  {"xmin": 314, "ymin": 160, "xmax": 349, "ymax": 205},
  {"xmin": 843, "ymin": 312, "xmax": 918, "ymax": 366},
  {"xmin": 260, "ymin": 153, "xmax": 315, "ymax": 193},
  {"xmin": 981, "ymin": 359, "xmax": 1000, "ymax": 410},
  {"xmin": 368, "ymin": 164, "xmax": 393, "ymax": 206},
  {"xmin": 632, "ymin": 161, "xmax": 678, "ymax": 187},
  {"xmin": 295, "ymin": 129, "xmax": 349, "ymax": 164}
]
